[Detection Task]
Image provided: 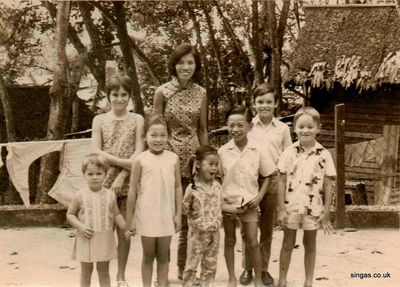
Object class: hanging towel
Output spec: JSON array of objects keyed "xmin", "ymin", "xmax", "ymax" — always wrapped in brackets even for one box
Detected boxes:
[
  {"xmin": 344, "ymin": 141, "xmax": 368, "ymax": 167},
  {"xmin": 364, "ymin": 137, "xmax": 385, "ymax": 165},
  {"xmin": 6, "ymin": 141, "xmax": 64, "ymax": 207},
  {"xmin": 48, "ymin": 139, "xmax": 91, "ymax": 206}
]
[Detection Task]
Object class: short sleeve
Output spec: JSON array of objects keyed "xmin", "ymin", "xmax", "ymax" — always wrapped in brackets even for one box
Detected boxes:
[
  {"xmin": 182, "ymin": 185, "xmax": 194, "ymax": 214},
  {"xmin": 282, "ymin": 125, "xmax": 293, "ymax": 149},
  {"xmin": 277, "ymin": 147, "xmax": 291, "ymax": 174},
  {"xmin": 259, "ymin": 149, "xmax": 276, "ymax": 177},
  {"xmin": 323, "ymin": 150, "xmax": 336, "ymax": 178}
]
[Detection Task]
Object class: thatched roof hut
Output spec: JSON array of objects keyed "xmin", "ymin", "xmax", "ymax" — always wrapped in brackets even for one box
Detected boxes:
[
  {"xmin": 288, "ymin": 4, "xmax": 400, "ymax": 206},
  {"xmin": 289, "ymin": 4, "xmax": 400, "ymax": 91}
]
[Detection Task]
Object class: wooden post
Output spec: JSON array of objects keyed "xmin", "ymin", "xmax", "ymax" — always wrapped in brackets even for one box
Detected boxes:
[{"xmin": 335, "ymin": 104, "xmax": 345, "ymax": 229}]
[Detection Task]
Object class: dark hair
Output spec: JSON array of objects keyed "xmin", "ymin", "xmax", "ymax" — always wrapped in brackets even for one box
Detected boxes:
[
  {"xmin": 144, "ymin": 114, "xmax": 169, "ymax": 136},
  {"xmin": 105, "ymin": 75, "xmax": 132, "ymax": 101},
  {"xmin": 226, "ymin": 104, "xmax": 252, "ymax": 123},
  {"xmin": 167, "ymin": 44, "xmax": 202, "ymax": 82},
  {"xmin": 252, "ymin": 83, "xmax": 278, "ymax": 102},
  {"xmin": 188, "ymin": 145, "xmax": 218, "ymax": 190},
  {"xmin": 82, "ymin": 153, "xmax": 109, "ymax": 174},
  {"xmin": 293, "ymin": 106, "xmax": 321, "ymax": 126}
]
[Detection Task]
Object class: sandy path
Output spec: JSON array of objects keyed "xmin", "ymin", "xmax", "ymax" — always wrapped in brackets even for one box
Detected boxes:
[{"xmin": 1, "ymin": 227, "xmax": 399, "ymax": 287}]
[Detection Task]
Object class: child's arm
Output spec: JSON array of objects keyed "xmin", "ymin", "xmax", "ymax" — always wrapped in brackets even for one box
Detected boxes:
[
  {"xmin": 318, "ymin": 176, "xmax": 334, "ymax": 234},
  {"xmin": 125, "ymin": 158, "xmax": 142, "ymax": 232},
  {"xmin": 277, "ymin": 173, "xmax": 288, "ymax": 227},
  {"xmin": 174, "ymin": 159, "xmax": 183, "ymax": 232},
  {"xmin": 66, "ymin": 196, "xmax": 93, "ymax": 238},
  {"xmin": 182, "ymin": 186, "xmax": 194, "ymax": 216},
  {"xmin": 91, "ymin": 115, "xmax": 134, "ymax": 170},
  {"xmin": 247, "ymin": 175, "xmax": 271, "ymax": 209},
  {"xmin": 112, "ymin": 198, "xmax": 133, "ymax": 240}
]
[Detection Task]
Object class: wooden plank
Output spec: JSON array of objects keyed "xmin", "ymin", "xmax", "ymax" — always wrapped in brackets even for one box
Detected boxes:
[
  {"xmin": 335, "ymin": 104, "xmax": 345, "ymax": 229},
  {"xmin": 319, "ymin": 129, "xmax": 382, "ymax": 139}
]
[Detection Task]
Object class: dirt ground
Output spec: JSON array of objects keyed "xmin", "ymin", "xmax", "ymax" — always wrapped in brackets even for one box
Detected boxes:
[{"xmin": 0, "ymin": 227, "xmax": 399, "ymax": 287}]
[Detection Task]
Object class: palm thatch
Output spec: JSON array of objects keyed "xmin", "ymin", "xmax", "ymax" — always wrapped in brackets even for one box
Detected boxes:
[{"xmin": 289, "ymin": 4, "xmax": 400, "ymax": 91}]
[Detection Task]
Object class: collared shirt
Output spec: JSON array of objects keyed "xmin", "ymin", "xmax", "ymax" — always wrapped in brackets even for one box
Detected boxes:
[
  {"xmin": 277, "ymin": 141, "xmax": 336, "ymax": 217},
  {"xmin": 218, "ymin": 138, "xmax": 276, "ymax": 208},
  {"xmin": 249, "ymin": 115, "xmax": 292, "ymax": 165},
  {"xmin": 182, "ymin": 180, "xmax": 222, "ymax": 231}
]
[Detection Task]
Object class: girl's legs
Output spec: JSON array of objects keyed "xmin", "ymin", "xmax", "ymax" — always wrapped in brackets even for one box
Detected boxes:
[
  {"xmin": 97, "ymin": 261, "xmax": 111, "ymax": 287},
  {"xmin": 156, "ymin": 236, "xmax": 172, "ymax": 287},
  {"xmin": 117, "ymin": 200, "xmax": 131, "ymax": 283},
  {"xmin": 242, "ymin": 222, "xmax": 263, "ymax": 287},
  {"xmin": 223, "ymin": 215, "xmax": 237, "ymax": 287},
  {"xmin": 303, "ymin": 230, "xmax": 317, "ymax": 286},
  {"xmin": 80, "ymin": 262, "xmax": 93, "ymax": 287},
  {"xmin": 278, "ymin": 228, "xmax": 297, "ymax": 286},
  {"xmin": 141, "ymin": 236, "xmax": 157, "ymax": 287}
]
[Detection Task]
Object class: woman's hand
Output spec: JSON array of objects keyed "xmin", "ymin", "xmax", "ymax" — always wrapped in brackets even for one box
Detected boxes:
[
  {"xmin": 277, "ymin": 209, "xmax": 288, "ymax": 228},
  {"xmin": 318, "ymin": 212, "xmax": 333, "ymax": 234},
  {"xmin": 111, "ymin": 171, "xmax": 128, "ymax": 195},
  {"xmin": 78, "ymin": 226, "xmax": 94, "ymax": 239},
  {"xmin": 174, "ymin": 215, "xmax": 182, "ymax": 232}
]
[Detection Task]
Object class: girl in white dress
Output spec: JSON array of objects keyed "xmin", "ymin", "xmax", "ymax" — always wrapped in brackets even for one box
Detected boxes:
[
  {"xmin": 67, "ymin": 153, "xmax": 132, "ymax": 287},
  {"xmin": 126, "ymin": 115, "xmax": 183, "ymax": 287}
]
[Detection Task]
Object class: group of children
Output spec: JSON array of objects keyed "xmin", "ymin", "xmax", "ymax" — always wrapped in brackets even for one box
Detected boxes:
[{"xmin": 66, "ymin": 79, "xmax": 336, "ymax": 287}]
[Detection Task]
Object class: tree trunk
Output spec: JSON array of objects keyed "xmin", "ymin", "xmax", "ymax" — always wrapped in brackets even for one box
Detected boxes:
[
  {"xmin": 113, "ymin": 2, "xmax": 144, "ymax": 116},
  {"xmin": 0, "ymin": 76, "xmax": 16, "ymax": 142},
  {"xmin": 37, "ymin": 1, "xmax": 71, "ymax": 204},
  {"xmin": 200, "ymin": 2, "xmax": 234, "ymax": 107},
  {"xmin": 251, "ymin": 0, "xmax": 264, "ymax": 86}
]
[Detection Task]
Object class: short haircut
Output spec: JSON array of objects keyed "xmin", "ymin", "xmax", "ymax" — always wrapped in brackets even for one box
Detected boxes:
[
  {"xmin": 252, "ymin": 83, "xmax": 277, "ymax": 102},
  {"xmin": 293, "ymin": 106, "xmax": 321, "ymax": 126},
  {"xmin": 145, "ymin": 114, "xmax": 169, "ymax": 135},
  {"xmin": 82, "ymin": 153, "xmax": 109, "ymax": 174},
  {"xmin": 226, "ymin": 104, "xmax": 252, "ymax": 123},
  {"xmin": 105, "ymin": 75, "xmax": 132, "ymax": 101},
  {"xmin": 167, "ymin": 44, "xmax": 202, "ymax": 82}
]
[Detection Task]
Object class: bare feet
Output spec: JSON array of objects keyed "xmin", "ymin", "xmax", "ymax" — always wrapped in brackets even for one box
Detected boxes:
[{"xmin": 227, "ymin": 278, "xmax": 237, "ymax": 287}]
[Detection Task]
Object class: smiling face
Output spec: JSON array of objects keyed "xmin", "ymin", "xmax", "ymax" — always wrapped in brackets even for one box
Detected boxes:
[
  {"xmin": 175, "ymin": 53, "xmax": 196, "ymax": 84},
  {"xmin": 254, "ymin": 93, "xmax": 277, "ymax": 121},
  {"xmin": 197, "ymin": 154, "xmax": 219, "ymax": 183},
  {"xmin": 108, "ymin": 86, "xmax": 130, "ymax": 112},
  {"xmin": 294, "ymin": 114, "xmax": 320, "ymax": 146},
  {"xmin": 84, "ymin": 164, "xmax": 106, "ymax": 192},
  {"xmin": 227, "ymin": 113, "xmax": 250, "ymax": 145},
  {"xmin": 146, "ymin": 123, "xmax": 168, "ymax": 154}
]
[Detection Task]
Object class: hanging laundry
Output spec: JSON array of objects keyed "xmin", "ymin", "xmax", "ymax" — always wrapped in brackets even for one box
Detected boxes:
[
  {"xmin": 364, "ymin": 137, "xmax": 385, "ymax": 165},
  {"xmin": 6, "ymin": 141, "xmax": 64, "ymax": 207},
  {"xmin": 344, "ymin": 141, "xmax": 368, "ymax": 167},
  {"xmin": 48, "ymin": 139, "xmax": 91, "ymax": 206}
]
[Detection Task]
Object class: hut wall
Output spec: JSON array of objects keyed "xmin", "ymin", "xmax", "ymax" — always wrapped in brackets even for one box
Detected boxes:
[{"xmin": 315, "ymin": 90, "xmax": 400, "ymax": 205}]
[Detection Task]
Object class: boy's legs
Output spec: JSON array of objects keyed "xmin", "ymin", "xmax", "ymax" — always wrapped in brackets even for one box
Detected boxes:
[
  {"xmin": 303, "ymin": 229, "xmax": 317, "ymax": 286},
  {"xmin": 141, "ymin": 236, "xmax": 157, "ymax": 287},
  {"xmin": 258, "ymin": 175, "xmax": 278, "ymax": 285},
  {"xmin": 116, "ymin": 197, "xmax": 130, "ymax": 284},
  {"xmin": 242, "ymin": 220, "xmax": 263, "ymax": 287},
  {"xmin": 80, "ymin": 262, "xmax": 93, "ymax": 287},
  {"xmin": 278, "ymin": 228, "xmax": 297, "ymax": 286},
  {"xmin": 240, "ymin": 223, "xmax": 253, "ymax": 285},
  {"xmin": 97, "ymin": 261, "xmax": 111, "ymax": 287},
  {"xmin": 156, "ymin": 236, "xmax": 172, "ymax": 287},
  {"xmin": 223, "ymin": 213, "xmax": 238, "ymax": 287},
  {"xmin": 183, "ymin": 228, "xmax": 203, "ymax": 287},
  {"xmin": 200, "ymin": 230, "xmax": 220, "ymax": 287}
]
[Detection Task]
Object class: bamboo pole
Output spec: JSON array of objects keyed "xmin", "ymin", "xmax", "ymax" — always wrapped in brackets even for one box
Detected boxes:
[{"xmin": 335, "ymin": 103, "xmax": 345, "ymax": 229}]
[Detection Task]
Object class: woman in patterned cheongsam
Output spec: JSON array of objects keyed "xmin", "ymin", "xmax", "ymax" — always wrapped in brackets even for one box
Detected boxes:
[{"xmin": 153, "ymin": 44, "xmax": 209, "ymax": 279}]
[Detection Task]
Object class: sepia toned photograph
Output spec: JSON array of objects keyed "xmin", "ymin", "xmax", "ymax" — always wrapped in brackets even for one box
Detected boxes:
[{"xmin": 0, "ymin": 1, "xmax": 399, "ymax": 286}]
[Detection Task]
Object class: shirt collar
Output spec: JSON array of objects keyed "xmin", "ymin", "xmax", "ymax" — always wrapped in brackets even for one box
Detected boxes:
[
  {"xmin": 194, "ymin": 179, "xmax": 218, "ymax": 193},
  {"xmin": 293, "ymin": 140, "xmax": 324, "ymax": 155},
  {"xmin": 252, "ymin": 115, "xmax": 277, "ymax": 128},
  {"xmin": 226, "ymin": 138, "xmax": 258, "ymax": 151},
  {"xmin": 170, "ymin": 76, "xmax": 194, "ymax": 91}
]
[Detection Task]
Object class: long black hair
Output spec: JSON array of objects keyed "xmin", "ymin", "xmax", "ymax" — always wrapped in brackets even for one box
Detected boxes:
[{"xmin": 188, "ymin": 145, "xmax": 218, "ymax": 190}]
